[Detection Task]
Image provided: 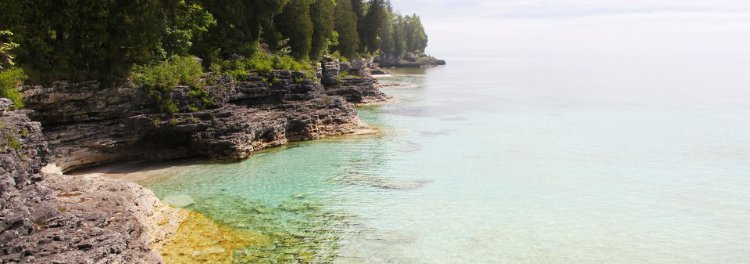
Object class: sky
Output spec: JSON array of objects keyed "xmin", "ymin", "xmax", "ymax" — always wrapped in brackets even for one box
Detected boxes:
[{"xmin": 389, "ymin": 0, "xmax": 750, "ymax": 56}]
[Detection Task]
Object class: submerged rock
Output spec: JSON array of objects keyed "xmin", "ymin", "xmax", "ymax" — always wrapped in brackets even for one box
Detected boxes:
[{"xmin": 162, "ymin": 194, "xmax": 196, "ymax": 208}]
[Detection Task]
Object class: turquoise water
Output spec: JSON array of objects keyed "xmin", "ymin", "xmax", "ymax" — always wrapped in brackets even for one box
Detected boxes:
[{"xmin": 134, "ymin": 52, "xmax": 750, "ymax": 263}]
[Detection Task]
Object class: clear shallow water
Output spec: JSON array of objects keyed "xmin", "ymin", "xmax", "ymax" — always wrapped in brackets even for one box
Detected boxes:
[{"xmin": 130, "ymin": 52, "xmax": 750, "ymax": 263}]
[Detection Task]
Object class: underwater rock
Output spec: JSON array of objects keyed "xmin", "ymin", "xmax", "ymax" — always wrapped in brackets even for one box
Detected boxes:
[
  {"xmin": 162, "ymin": 194, "xmax": 195, "ymax": 208},
  {"xmin": 336, "ymin": 171, "xmax": 432, "ymax": 191}
]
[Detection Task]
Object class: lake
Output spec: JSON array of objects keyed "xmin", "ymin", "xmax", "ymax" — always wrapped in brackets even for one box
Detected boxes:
[{"xmin": 119, "ymin": 51, "xmax": 750, "ymax": 263}]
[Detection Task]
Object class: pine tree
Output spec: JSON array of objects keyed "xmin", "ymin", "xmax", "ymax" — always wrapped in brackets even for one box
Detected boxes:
[
  {"xmin": 378, "ymin": 1, "xmax": 395, "ymax": 59},
  {"xmin": 359, "ymin": 0, "xmax": 387, "ymax": 53},
  {"xmin": 310, "ymin": 0, "xmax": 335, "ymax": 60},
  {"xmin": 334, "ymin": 0, "xmax": 360, "ymax": 58},
  {"xmin": 0, "ymin": 0, "xmax": 173, "ymax": 82},
  {"xmin": 192, "ymin": 0, "xmax": 288, "ymax": 63},
  {"xmin": 275, "ymin": 0, "xmax": 314, "ymax": 60}
]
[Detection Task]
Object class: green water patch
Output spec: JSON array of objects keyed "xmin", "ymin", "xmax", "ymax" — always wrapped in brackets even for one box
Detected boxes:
[{"xmin": 180, "ymin": 193, "xmax": 352, "ymax": 263}]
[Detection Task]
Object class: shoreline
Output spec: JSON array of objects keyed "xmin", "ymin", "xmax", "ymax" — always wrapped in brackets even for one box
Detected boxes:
[
  {"xmin": 62, "ymin": 107, "xmax": 384, "ymax": 261},
  {"xmin": 4, "ymin": 66, "xmax": 398, "ymax": 262}
]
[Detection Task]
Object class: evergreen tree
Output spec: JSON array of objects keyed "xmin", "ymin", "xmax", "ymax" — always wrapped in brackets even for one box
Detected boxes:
[
  {"xmin": 378, "ymin": 1, "xmax": 395, "ymax": 59},
  {"xmin": 359, "ymin": 0, "xmax": 387, "ymax": 53},
  {"xmin": 390, "ymin": 14, "xmax": 407, "ymax": 58},
  {"xmin": 0, "ymin": 0, "xmax": 173, "ymax": 82},
  {"xmin": 334, "ymin": 0, "xmax": 360, "ymax": 58},
  {"xmin": 275, "ymin": 0, "xmax": 313, "ymax": 60},
  {"xmin": 404, "ymin": 14, "xmax": 428, "ymax": 54},
  {"xmin": 310, "ymin": 0, "xmax": 335, "ymax": 60},
  {"xmin": 192, "ymin": 0, "xmax": 288, "ymax": 64},
  {"xmin": 350, "ymin": 0, "xmax": 366, "ymax": 21}
]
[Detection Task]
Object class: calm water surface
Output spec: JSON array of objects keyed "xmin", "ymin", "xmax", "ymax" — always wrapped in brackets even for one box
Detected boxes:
[{"xmin": 129, "ymin": 52, "xmax": 750, "ymax": 263}]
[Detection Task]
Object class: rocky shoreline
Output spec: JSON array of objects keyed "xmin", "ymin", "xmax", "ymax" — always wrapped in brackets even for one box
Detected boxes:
[
  {"xmin": 1, "ymin": 59, "xmax": 394, "ymax": 262},
  {"xmin": 0, "ymin": 100, "xmax": 184, "ymax": 263},
  {"xmin": 376, "ymin": 54, "xmax": 446, "ymax": 68}
]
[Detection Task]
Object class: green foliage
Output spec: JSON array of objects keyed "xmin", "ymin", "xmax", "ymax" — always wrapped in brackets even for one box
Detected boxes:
[
  {"xmin": 0, "ymin": 0, "xmax": 216, "ymax": 83},
  {"xmin": 0, "ymin": 0, "xmax": 174, "ymax": 83},
  {"xmin": 272, "ymin": 55, "xmax": 312, "ymax": 72},
  {"xmin": 0, "ymin": 30, "xmax": 19, "ymax": 70},
  {"xmin": 216, "ymin": 50, "xmax": 312, "ymax": 82},
  {"xmin": 192, "ymin": 0, "xmax": 289, "ymax": 65},
  {"xmin": 333, "ymin": 0, "xmax": 360, "ymax": 58},
  {"xmin": 379, "ymin": 12, "xmax": 429, "ymax": 59},
  {"xmin": 222, "ymin": 60, "xmax": 250, "ymax": 81},
  {"xmin": 1, "ymin": 0, "xmax": 429, "ymax": 86},
  {"xmin": 358, "ymin": 0, "xmax": 388, "ymax": 53},
  {"xmin": 309, "ymin": 0, "xmax": 335, "ymax": 60},
  {"xmin": 162, "ymin": 2, "xmax": 217, "ymax": 56},
  {"xmin": 274, "ymin": 0, "xmax": 314, "ymax": 60},
  {"xmin": 131, "ymin": 55, "xmax": 204, "ymax": 113},
  {"xmin": 246, "ymin": 52, "xmax": 275, "ymax": 74},
  {"xmin": 0, "ymin": 67, "xmax": 26, "ymax": 108},
  {"xmin": 132, "ymin": 55, "xmax": 203, "ymax": 91}
]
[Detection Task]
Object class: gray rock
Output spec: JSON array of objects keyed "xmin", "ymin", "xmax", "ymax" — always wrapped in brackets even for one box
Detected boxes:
[
  {"xmin": 0, "ymin": 109, "xmax": 164, "ymax": 263},
  {"xmin": 322, "ymin": 76, "xmax": 392, "ymax": 105},
  {"xmin": 22, "ymin": 70, "xmax": 364, "ymax": 172},
  {"xmin": 0, "ymin": 98, "xmax": 13, "ymax": 114}
]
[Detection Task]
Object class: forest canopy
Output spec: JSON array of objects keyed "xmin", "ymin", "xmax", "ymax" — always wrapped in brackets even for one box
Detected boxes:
[{"xmin": 0, "ymin": 0, "xmax": 430, "ymax": 84}]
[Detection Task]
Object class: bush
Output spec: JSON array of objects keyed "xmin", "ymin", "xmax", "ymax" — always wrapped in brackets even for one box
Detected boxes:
[
  {"xmin": 272, "ymin": 55, "xmax": 311, "ymax": 72},
  {"xmin": 245, "ymin": 52, "xmax": 274, "ymax": 74},
  {"xmin": 0, "ymin": 67, "xmax": 26, "ymax": 108},
  {"xmin": 217, "ymin": 51, "xmax": 313, "ymax": 81},
  {"xmin": 131, "ymin": 55, "xmax": 204, "ymax": 113}
]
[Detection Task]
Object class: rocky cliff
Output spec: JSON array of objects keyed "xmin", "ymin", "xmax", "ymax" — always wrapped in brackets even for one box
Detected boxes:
[
  {"xmin": 22, "ymin": 70, "xmax": 374, "ymax": 172},
  {"xmin": 320, "ymin": 57, "xmax": 393, "ymax": 105},
  {"xmin": 0, "ymin": 99, "xmax": 184, "ymax": 263}
]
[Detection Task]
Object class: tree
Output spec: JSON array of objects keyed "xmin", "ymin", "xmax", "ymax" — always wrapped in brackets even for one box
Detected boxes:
[
  {"xmin": 333, "ymin": 0, "xmax": 360, "ymax": 58},
  {"xmin": 0, "ymin": 30, "xmax": 19, "ymax": 70},
  {"xmin": 391, "ymin": 15, "xmax": 407, "ymax": 58},
  {"xmin": 404, "ymin": 14, "xmax": 428, "ymax": 54},
  {"xmin": 378, "ymin": 1, "xmax": 395, "ymax": 59},
  {"xmin": 192, "ymin": 0, "xmax": 288, "ymax": 64},
  {"xmin": 309, "ymin": 0, "xmax": 335, "ymax": 60},
  {"xmin": 0, "ymin": 0, "xmax": 193, "ymax": 83},
  {"xmin": 359, "ymin": 0, "xmax": 387, "ymax": 53},
  {"xmin": 161, "ymin": 2, "xmax": 216, "ymax": 57},
  {"xmin": 274, "ymin": 0, "xmax": 313, "ymax": 60},
  {"xmin": 350, "ymin": 0, "xmax": 366, "ymax": 21}
]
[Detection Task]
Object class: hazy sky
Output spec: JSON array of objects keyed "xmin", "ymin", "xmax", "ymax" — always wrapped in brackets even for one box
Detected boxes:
[{"xmin": 390, "ymin": 0, "xmax": 750, "ymax": 56}]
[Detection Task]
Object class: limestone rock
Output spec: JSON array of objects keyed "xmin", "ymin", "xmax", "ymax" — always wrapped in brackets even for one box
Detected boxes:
[
  {"xmin": 1, "ymin": 109, "xmax": 182, "ymax": 263},
  {"xmin": 22, "ymin": 70, "xmax": 365, "ymax": 172}
]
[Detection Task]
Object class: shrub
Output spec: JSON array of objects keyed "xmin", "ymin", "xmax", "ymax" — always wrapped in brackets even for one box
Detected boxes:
[
  {"xmin": 221, "ymin": 60, "xmax": 249, "ymax": 81},
  {"xmin": 218, "ymin": 51, "xmax": 313, "ymax": 81},
  {"xmin": 0, "ymin": 67, "xmax": 26, "ymax": 108},
  {"xmin": 131, "ymin": 55, "xmax": 204, "ymax": 113},
  {"xmin": 245, "ymin": 52, "xmax": 274, "ymax": 74},
  {"xmin": 273, "ymin": 55, "xmax": 311, "ymax": 72}
]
